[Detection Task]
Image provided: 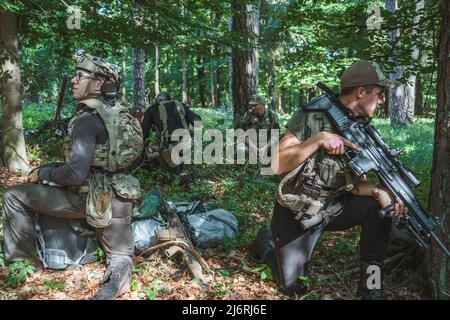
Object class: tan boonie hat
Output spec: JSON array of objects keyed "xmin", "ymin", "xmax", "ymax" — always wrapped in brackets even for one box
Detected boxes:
[
  {"xmin": 340, "ymin": 60, "xmax": 395, "ymax": 88},
  {"xmin": 248, "ymin": 94, "xmax": 265, "ymax": 105}
]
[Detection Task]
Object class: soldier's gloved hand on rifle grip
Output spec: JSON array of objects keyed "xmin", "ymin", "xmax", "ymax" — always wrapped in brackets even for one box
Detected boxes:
[
  {"xmin": 372, "ymin": 187, "xmax": 408, "ymax": 218},
  {"xmin": 27, "ymin": 168, "xmax": 40, "ymax": 184},
  {"xmin": 316, "ymin": 132, "xmax": 360, "ymax": 155}
]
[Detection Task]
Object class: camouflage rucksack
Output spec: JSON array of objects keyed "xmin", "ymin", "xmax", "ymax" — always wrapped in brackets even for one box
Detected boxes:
[
  {"xmin": 79, "ymin": 98, "xmax": 144, "ymax": 172},
  {"xmin": 156, "ymin": 100, "xmax": 191, "ymax": 168}
]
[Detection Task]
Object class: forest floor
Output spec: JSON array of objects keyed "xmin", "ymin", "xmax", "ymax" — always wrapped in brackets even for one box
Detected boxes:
[{"xmin": 0, "ymin": 108, "xmax": 434, "ymax": 300}]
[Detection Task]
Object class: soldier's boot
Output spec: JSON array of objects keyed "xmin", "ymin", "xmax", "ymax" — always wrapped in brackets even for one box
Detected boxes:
[
  {"xmin": 92, "ymin": 257, "xmax": 133, "ymax": 300},
  {"xmin": 248, "ymin": 225, "xmax": 274, "ymax": 263},
  {"xmin": 356, "ymin": 261, "xmax": 388, "ymax": 300}
]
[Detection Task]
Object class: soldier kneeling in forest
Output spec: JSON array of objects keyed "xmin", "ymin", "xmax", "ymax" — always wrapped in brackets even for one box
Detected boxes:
[
  {"xmin": 1, "ymin": 53, "xmax": 143, "ymax": 300},
  {"xmin": 249, "ymin": 60, "xmax": 410, "ymax": 300}
]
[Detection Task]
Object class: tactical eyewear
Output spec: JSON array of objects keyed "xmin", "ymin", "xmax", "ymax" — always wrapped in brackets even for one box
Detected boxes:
[{"xmin": 73, "ymin": 72, "xmax": 93, "ymax": 82}]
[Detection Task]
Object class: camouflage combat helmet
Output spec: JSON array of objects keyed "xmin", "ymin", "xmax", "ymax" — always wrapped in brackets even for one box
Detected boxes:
[{"xmin": 75, "ymin": 53, "xmax": 120, "ymax": 94}]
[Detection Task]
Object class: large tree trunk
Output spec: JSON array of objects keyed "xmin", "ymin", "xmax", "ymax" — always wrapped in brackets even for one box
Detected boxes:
[
  {"xmin": 132, "ymin": 47, "xmax": 146, "ymax": 109},
  {"xmin": 197, "ymin": 55, "xmax": 206, "ymax": 108},
  {"xmin": 121, "ymin": 47, "xmax": 127, "ymax": 102},
  {"xmin": 386, "ymin": 0, "xmax": 419, "ymax": 126},
  {"xmin": 0, "ymin": 11, "xmax": 30, "ymax": 172},
  {"xmin": 428, "ymin": 0, "xmax": 450, "ymax": 300},
  {"xmin": 231, "ymin": 1, "xmax": 260, "ymax": 128},
  {"xmin": 154, "ymin": 45, "xmax": 160, "ymax": 97}
]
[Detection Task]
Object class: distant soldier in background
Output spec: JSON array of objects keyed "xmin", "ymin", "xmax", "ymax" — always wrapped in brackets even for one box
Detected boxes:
[
  {"xmin": 141, "ymin": 92, "xmax": 202, "ymax": 183},
  {"xmin": 238, "ymin": 94, "xmax": 280, "ymax": 157}
]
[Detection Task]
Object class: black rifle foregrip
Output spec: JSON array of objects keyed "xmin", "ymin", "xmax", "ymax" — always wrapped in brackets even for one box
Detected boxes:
[{"xmin": 379, "ymin": 204, "xmax": 395, "ymax": 218}]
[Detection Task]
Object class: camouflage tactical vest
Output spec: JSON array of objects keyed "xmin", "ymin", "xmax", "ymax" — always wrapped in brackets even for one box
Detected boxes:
[
  {"xmin": 157, "ymin": 100, "xmax": 189, "ymax": 145},
  {"xmin": 243, "ymin": 108, "xmax": 278, "ymax": 131},
  {"xmin": 64, "ymin": 98, "xmax": 143, "ymax": 172},
  {"xmin": 63, "ymin": 98, "xmax": 143, "ymax": 228},
  {"xmin": 154, "ymin": 100, "xmax": 191, "ymax": 168}
]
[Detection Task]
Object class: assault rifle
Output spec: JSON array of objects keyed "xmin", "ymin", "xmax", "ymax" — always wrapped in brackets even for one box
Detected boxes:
[
  {"xmin": 139, "ymin": 192, "xmax": 210, "ymax": 284},
  {"xmin": 53, "ymin": 75, "xmax": 69, "ymax": 138},
  {"xmin": 302, "ymin": 82, "xmax": 450, "ymax": 257}
]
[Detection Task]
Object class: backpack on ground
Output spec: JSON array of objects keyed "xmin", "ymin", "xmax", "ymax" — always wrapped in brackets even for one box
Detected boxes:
[
  {"xmin": 168, "ymin": 200, "xmax": 239, "ymax": 248},
  {"xmin": 131, "ymin": 190, "xmax": 239, "ymax": 252},
  {"xmin": 34, "ymin": 214, "xmax": 99, "ymax": 270}
]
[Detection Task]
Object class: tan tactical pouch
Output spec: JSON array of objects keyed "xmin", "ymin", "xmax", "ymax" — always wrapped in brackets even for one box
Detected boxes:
[
  {"xmin": 161, "ymin": 145, "xmax": 178, "ymax": 168},
  {"xmin": 276, "ymin": 159, "xmax": 323, "ymax": 219},
  {"xmin": 110, "ymin": 173, "xmax": 141, "ymax": 200},
  {"xmin": 276, "ymin": 160, "xmax": 343, "ymax": 229},
  {"xmin": 86, "ymin": 172, "xmax": 113, "ymax": 228},
  {"xmin": 86, "ymin": 172, "xmax": 141, "ymax": 228}
]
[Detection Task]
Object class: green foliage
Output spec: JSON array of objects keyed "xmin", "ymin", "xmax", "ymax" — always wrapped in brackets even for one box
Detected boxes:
[
  {"xmin": 142, "ymin": 280, "xmax": 162, "ymax": 300},
  {"xmin": 5, "ymin": 260, "xmax": 35, "ymax": 287},
  {"xmin": 298, "ymin": 276, "xmax": 311, "ymax": 289},
  {"xmin": 372, "ymin": 118, "xmax": 434, "ymax": 206},
  {"xmin": 248, "ymin": 264, "xmax": 273, "ymax": 281},
  {"xmin": 0, "ymin": 249, "xmax": 4, "ymax": 268},
  {"xmin": 329, "ymin": 237, "xmax": 358, "ymax": 259},
  {"xmin": 93, "ymin": 247, "xmax": 106, "ymax": 264},
  {"xmin": 22, "ymin": 102, "xmax": 74, "ymax": 130},
  {"xmin": 43, "ymin": 279, "xmax": 65, "ymax": 290},
  {"xmin": 130, "ymin": 277, "xmax": 139, "ymax": 291},
  {"xmin": 216, "ymin": 268, "xmax": 230, "ymax": 277}
]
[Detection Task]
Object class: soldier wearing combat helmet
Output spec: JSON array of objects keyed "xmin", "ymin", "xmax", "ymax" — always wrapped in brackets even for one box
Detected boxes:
[{"xmin": 2, "ymin": 53, "xmax": 143, "ymax": 300}]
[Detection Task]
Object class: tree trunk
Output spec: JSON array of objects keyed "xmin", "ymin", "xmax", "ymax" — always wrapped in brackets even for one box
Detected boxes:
[
  {"xmin": 121, "ymin": 47, "xmax": 127, "ymax": 102},
  {"xmin": 0, "ymin": 10, "xmax": 30, "ymax": 172},
  {"xmin": 231, "ymin": 1, "xmax": 260, "ymax": 128},
  {"xmin": 215, "ymin": 61, "xmax": 221, "ymax": 108},
  {"xmin": 154, "ymin": 45, "xmax": 160, "ymax": 97},
  {"xmin": 228, "ymin": 16, "xmax": 233, "ymax": 111},
  {"xmin": 132, "ymin": 47, "xmax": 146, "ymax": 109},
  {"xmin": 197, "ymin": 55, "xmax": 206, "ymax": 108},
  {"xmin": 277, "ymin": 87, "xmax": 284, "ymax": 113},
  {"xmin": 415, "ymin": 71, "xmax": 424, "ymax": 116},
  {"xmin": 210, "ymin": 12, "xmax": 221, "ymax": 108},
  {"xmin": 181, "ymin": 48, "xmax": 189, "ymax": 105},
  {"xmin": 428, "ymin": 0, "xmax": 450, "ymax": 300},
  {"xmin": 386, "ymin": 0, "xmax": 419, "ymax": 127}
]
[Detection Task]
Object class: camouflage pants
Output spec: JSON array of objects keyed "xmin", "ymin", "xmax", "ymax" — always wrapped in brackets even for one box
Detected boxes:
[{"xmin": 2, "ymin": 184, "xmax": 134, "ymax": 266}]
